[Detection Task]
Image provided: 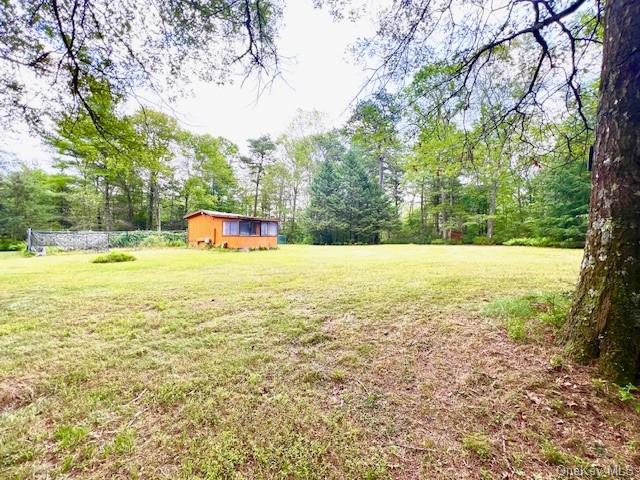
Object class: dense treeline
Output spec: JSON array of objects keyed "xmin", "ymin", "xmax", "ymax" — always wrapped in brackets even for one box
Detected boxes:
[{"xmin": 1, "ymin": 80, "xmax": 591, "ymax": 247}]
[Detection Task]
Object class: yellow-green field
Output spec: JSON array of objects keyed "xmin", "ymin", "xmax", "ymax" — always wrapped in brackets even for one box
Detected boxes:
[{"xmin": 1, "ymin": 245, "xmax": 639, "ymax": 478}]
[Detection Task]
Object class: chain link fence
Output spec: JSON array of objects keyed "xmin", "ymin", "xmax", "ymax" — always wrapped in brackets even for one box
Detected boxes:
[{"xmin": 27, "ymin": 229, "xmax": 186, "ymax": 253}]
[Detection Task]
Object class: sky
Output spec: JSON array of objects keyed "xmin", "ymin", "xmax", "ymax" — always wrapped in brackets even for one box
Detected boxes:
[{"xmin": 2, "ymin": 1, "xmax": 378, "ymax": 167}]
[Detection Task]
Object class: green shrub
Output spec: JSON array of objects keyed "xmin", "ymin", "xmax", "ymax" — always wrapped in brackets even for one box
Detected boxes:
[
  {"xmin": 503, "ymin": 237, "xmax": 524, "ymax": 246},
  {"xmin": 536, "ymin": 292, "xmax": 572, "ymax": 329},
  {"xmin": 92, "ymin": 251, "xmax": 136, "ymax": 264},
  {"xmin": 165, "ymin": 239, "xmax": 186, "ymax": 247},
  {"xmin": 109, "ymin": 231, "xmax": 186, "ymax": 248},
  {"xmin": 139, "ymin": 234, "xmax": 187, "ymax": 248},
  {"xmin": 430, "ymin": 238, "xmax": 462, "ymax": 245},
  {"xmin": 617, "ymin": 384, "xmax": 640, "ymax": 412},
  {"xmin": 472, "ymin": 236, "xmax": 495, "ymax": 245},
  {"xmin": 504, "ymin": 237, "xmax": 552, "ymax": 247},
  {"xmin": 503, "ymin": 237, "xmax": 582, "ymax": 248},
  {"xmin": 139, "ymin": 235, "xmax": 166, "ymax": 248},
  {"xmin": 0, "ymin": 239, "xmax": 26, "ymax": 251}
]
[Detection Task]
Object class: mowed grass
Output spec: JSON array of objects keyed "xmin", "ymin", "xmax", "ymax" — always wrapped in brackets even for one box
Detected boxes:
[{"xmin": 1, "ymin": 245, "xmax": 639, "ymax": 479}]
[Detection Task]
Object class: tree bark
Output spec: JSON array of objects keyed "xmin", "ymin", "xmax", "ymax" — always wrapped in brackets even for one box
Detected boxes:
[
  {"xmin": 157, "ymin": 199, "xmax": 161, "ymax": 233},
  {"xmin": 393, "ymin": 175, "xmax": 400, "ymax": 214},
  {"xmin": 433, "ymin": 179, "xmax": 439, "ymax": 236},
  {"xmin": 440, "ymin": 187, "xmax": 447, "ymax": 240},
  {"xmin": 253, "ymin": 174, "xmax": 261, "ymax": 217},
  {"xmin": 147, "ymin": 171, "xmax": 157, "ymax": 230},
  {"xmin": 252, "ymin": 158, "xmax": 264, "ymax": 217},
  {"xmin": 95, "ymin": 177, "xmax": 102, "ymax": 229},
  {"xmin": 561, "ymin": 0, "xmax": 640, "ymax": 384},
  {"xmin": 487, "ymin": 179, "xmax": 497, "ymax": 240},
  {"xmin": 420, "ymin": 180, "xmax": 425, "ymax": 228},
  {"xmin": 291, "ymin": 184, "xmax": 298, "ymax": 229},
  {"xmin": 122, "ymin": 182, "xmax": 134, "ymax": 226},
  {"xmin": 104, "ymin": 179, "xmax": 112, "ymax": 231}
]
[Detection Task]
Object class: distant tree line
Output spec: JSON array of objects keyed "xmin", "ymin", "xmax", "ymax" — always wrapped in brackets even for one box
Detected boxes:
[
  {"xmin": 0, "ymin": 5, "xmax": 591, "ymax": 249},
  {"xmin": 1, "ymin": 82, "xmax": 241, "ymax": 237},
  {"xmin": 0, "ymin": 0, "xmax": 592, "ymax": 250},
  {"xmin": 0, "ymin": 83, "xmax": 590, "ymax": 247}
]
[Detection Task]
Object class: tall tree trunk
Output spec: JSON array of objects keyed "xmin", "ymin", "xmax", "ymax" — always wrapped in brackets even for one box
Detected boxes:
[
  {"xmin": 157, "ymin": 200, "xmax": 161, "ymax": 233},
  {"xmin": 253, "ymin": 176, "xmax": 260, "ymax": 217},
  {"xmin": 147, "ymin": 172, "xmax": 157, "ymax": 230},
  {"xmin": 378, "ymin": 156, "xmax": 384, "ymax": 187},
  {"xmin": 277, "ymin": 180, "xmax": 285, "ymax": 219},
  {"xmin": 433, "ymin": 182, "xmax": 439, "ymax": 236},
  {"xmin": 440, "ymin": 187, "xmax": 447, "ymax": 240},
  {"xmin": 420, "ymin": 179, "xmax": 425, "ymax": 229},
  {"xmin": 561, "ymin": 0, "xmax": 640, "ymax": 384},
  {"xmin": 487, "ymin": 179, "xmax": 497, "ymax": 240},
  {"xmin": 449, "ymin": 179, "xmax": 454, "ymax": 239},
  {"xmin": 123, "ymin": 184, "xmax": 134, "ymax": 226},
  {"xmin": 394, "ymin": 176, "xmax": 400, "ymax": 214},
  {"xmin": 252, "ymin": 162, "xmax": 263, "ymax": 217},
  {"xmin": 95, "ymin": 178, "xmax": 102, "ymax": 230},
  {"xmin": 292, "ymin": 185, "xmax": 298, "ymax": 229},
  {"xmin": 516, "ymin": 185, "xmax": 524, "ymax": 225},
  {"xmin": 104, "ymin": 179, "xmax": 112, "ymax": 232}
]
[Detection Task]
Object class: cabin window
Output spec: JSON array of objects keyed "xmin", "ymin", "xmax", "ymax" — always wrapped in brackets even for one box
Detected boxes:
[
  {"xmin": 239, "ymin": 220, "xmax": 252, "ymax": 236},
  {"xmin": 239, "ymin": 220, "xmax": 261, "ymax": 236},
  {"xmin": 260, "ymin": 221, "xmax": 278, "ymax": 236},
  {"xmin": 223, "ymin": 221, "xmax": 239, "ymax": 236}
]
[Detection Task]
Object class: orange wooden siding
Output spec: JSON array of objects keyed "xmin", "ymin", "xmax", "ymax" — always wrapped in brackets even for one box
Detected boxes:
[
  {"xmin": 222, "ymin": 234, "xmax": 276, "ymax": 249},
  {"xmin": 187, "ymin": 213, "xmax": 277, "ymax": 249},
  {"xmin": 187, "ymin": 214, "xmax": 215, "ymax": 246}
]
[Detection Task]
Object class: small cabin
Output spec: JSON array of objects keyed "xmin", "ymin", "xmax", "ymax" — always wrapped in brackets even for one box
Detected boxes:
[{"xmin": 184, "ymin": 210, "xmax": 279, "ymax": 249}]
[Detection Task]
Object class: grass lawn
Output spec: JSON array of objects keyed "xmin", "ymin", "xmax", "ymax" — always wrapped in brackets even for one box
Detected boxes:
[{"xmin": 1, "ymin": 245, "xmax": 639, "ymax": 478}]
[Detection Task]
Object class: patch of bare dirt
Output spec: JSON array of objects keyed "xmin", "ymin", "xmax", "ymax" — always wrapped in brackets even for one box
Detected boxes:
[
  {"xmin": 0, "ymin": 377, "xmax": 37, "ymax": 412},
  {"xmin": 316, "ymin": 312, "xmax": 640, "ymax": 479}
]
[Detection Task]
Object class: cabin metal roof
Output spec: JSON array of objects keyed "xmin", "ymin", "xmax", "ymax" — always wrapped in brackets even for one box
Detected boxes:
[{"xmin": 183, "ymin": 209, "xmax": 278, "ymax": 222}]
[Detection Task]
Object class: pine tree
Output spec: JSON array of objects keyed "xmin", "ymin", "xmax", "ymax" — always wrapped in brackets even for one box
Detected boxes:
[
  {"xmin": 337, "ymin": 151, "xmax": 393, "ymax": 244},
  {"xmin": 530, "ymin": 158, "xmax": 590, "ymax": 247},
  {"xmin": 0, "ymin": 168, "xmax": 55, "ymax": 238},
  {"xmin": 241, "ymin": 135, "xmax": 277, "ymax": 217},
  {"xmin": 305, "ymin": 161, "xmax": 342, "ymax": 244},
  {"xmin": 305, "ymin": 151, "xmax": 393, "ymax": 244}
]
